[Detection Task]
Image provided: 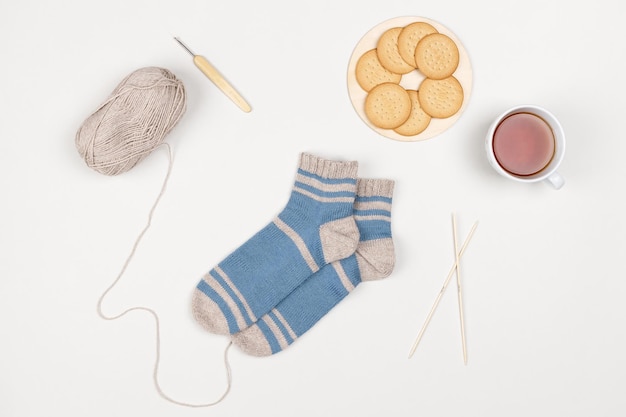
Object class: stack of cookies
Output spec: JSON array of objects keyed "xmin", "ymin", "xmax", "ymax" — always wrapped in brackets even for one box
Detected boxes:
[{"xmin": 355, "ymin": 21, "xmax": 464, "ymax": 137}]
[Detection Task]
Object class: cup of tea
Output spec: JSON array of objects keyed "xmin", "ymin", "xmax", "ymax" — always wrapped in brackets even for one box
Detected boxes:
[{"xmin": 485, "ymin": 105, "xmax": 565, "ymax": 189}]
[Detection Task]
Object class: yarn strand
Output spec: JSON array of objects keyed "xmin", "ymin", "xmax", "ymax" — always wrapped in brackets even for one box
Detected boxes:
[{"xmin": 96, "ymin": 143, "xmax": 233, "ymax": 407}]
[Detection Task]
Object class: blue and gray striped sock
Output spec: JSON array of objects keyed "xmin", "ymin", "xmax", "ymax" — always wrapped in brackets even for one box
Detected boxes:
[
  {"xmin": 231, "ymin": 178, "xmax": 395, "ymax": 356},
  {"xmin": 192, "ymin": 153, "xmax": 360, "ymax": 335}
]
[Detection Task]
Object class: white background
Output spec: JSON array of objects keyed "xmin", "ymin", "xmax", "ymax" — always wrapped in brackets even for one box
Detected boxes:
[{"xmin": 1, "ymin": 0, "xmax": 625, "ymax": 416}]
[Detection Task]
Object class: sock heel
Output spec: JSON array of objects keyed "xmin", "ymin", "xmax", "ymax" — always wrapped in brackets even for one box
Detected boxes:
[
  {"xmin": 356, "ymin": 238, "xmax": 396, "ymax": 281},
  {"xmin": 319, "ymin": 216, "xmax": 360, "ymax": 263}
]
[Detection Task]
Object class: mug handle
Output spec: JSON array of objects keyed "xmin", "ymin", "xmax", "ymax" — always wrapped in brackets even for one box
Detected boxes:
[{"xmin": 545, "ymin": 172, "xmax": 565, "ymax": 190}]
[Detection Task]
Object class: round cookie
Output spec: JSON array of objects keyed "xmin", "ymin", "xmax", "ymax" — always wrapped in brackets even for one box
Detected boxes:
[
  {"xmin": 356, "ymin": 49, "xmax": 402, "ymax": 92},
  {"xmin": 376, "ymin": 27, "xmax": 415, "ymax": 75},
  {"xmin": 394, "ymin": 90, "xmax": 432, "ymax": 136},
  {"xmin": 414, "ymin": 33, "xmax": 460, "ymax": 80},
  {"xmin": 365, "ymin": 83, "xmax": 412, "ymax": 129},
  {"xmin": 398, "ymin": 22, "xmax": 438, "ymax": 67},
  {"xmin": 417, "ymin": 76, "xmax": 464, "ymax": 119}
]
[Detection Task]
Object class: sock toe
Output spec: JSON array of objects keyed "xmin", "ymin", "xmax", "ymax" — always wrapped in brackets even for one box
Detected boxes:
[
  {"xmin": 192, "ymin": 289, "xmax": 230, "ymax": 335},
  {"xmin": 231, "ymin": 325, "xmax": 273, "ymax": 357}
]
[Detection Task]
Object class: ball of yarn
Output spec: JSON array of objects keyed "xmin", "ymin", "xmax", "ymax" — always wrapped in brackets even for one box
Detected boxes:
[{"xmin": 76, "ymin": 67, "xmax": 187, "ymax": 175}]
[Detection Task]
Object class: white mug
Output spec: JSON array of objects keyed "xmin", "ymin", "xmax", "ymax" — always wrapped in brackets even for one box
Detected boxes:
[{"xmin": 485, "ymin": 105, "xmax": 565, "ymax": 189}]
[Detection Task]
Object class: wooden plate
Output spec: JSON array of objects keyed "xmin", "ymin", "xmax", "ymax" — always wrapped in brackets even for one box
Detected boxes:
[{"xmin": 347, "ymin": 16, "xmax": 473, "ymax": 142}]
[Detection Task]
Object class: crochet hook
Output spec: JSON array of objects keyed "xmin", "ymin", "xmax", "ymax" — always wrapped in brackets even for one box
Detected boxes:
[{"xmin": 174, "ymin": 37, "xmax": 252, "ymax": 113}]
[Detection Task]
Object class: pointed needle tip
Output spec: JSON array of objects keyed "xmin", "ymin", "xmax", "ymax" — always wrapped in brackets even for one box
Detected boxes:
[{"xmin": 173, "ymin": 37, "xmax": 195, "ymax": 57}]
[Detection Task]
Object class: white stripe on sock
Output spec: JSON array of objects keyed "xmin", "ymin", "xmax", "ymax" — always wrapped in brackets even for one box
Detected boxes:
[
  {"xmin": 295, "ymin": 173, "xmax": 356, "ymax": 192},
  {"xmin": 203, "ymin": 274, "xmax": 247, "ymax": 330},
  {"xmin": 354, "ymin": 200, "xmax": 392, "ymax": 211},
  {"xmin": 293, "ymin": 186, "xmax": 355, "ymax": 204},
  {"xmin": 332, "ymin": 262, "xmax": 355, "ymax": 292},
  {"xmin": 214, "ymin": 266, "xmax": 258, "ymax": 323},
  {"xmin": 271, "ymin": 308, "xmax": 298, "ymax": 341},
  {"xmin": 273, "ymin": 217, "xmax": 320, "ymax": 273},
  {"xmin": 354, "ymin": 215, "xmax": 391, "ymax": 222},
  {"xmin": 262, "ymin": 315, "xmax": 289, "ymax": 350}
]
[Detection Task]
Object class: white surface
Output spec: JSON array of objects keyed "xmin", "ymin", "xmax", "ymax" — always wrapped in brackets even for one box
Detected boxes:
[{"xmin": 1, "ymin": 0, "xmax": 625, "ymax": 416}]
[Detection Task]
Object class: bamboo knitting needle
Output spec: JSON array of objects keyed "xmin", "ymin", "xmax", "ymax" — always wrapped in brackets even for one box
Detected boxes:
[
  {"xmin": 174, "ymin": 37, "xmax": 252, "ymax": 113},
  {"xmin": 408, "ymin": 221, "xmax": 478, "ymax": 359},
  {"xmin": 452, "ymin": 213, "xmax": 468, "ymax": 365}
]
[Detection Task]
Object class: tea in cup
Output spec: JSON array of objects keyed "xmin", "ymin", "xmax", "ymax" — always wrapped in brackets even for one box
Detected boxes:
[{"xmin": 485, "ymin": 105, "xmax": 565, "ymax": 189}]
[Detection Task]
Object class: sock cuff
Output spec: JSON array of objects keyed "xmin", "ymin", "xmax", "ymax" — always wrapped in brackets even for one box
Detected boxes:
[
  {"xmin": 299, "ymin": 153, "xmax": 358, "ymax": 180},
  {"xmin": 356, "ymin": 178, "xmax": 395, "ymax": 199}
]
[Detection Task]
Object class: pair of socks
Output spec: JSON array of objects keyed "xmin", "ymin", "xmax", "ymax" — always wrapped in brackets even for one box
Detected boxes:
[{"xmin": 191, "ymin": 153, "xmax": 395, "ymax": 356}]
